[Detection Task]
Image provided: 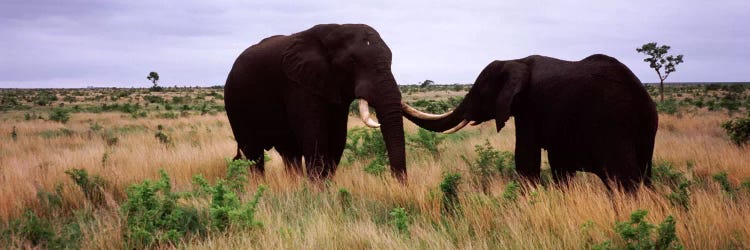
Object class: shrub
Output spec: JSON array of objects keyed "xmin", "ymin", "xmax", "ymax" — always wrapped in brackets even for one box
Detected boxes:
[
  {"xmin": 721, "ymin": 116, "xmax": 750, "ymax": 146},
  {"xmin": 121, "ymin": 170, "xmax": 205, "ymax": 248},
  {"xmin": 502, "ymin": 181, "xmax": 520, "ymax": 202},
  {"xmin": 62, "ymin": 95, "xmax": 77, "ymax": 103},
  {"xmin": 462, "ymin": 140, "xmax": 515, "ymax": 193},
  {"xmin": 64, "ymin": 169, "xmax": 108, "ymax": 207},
  {"xmin": 192, "ymin": 160, "xmax": 268, "ymax": 230},
  {"xmin": 344, "ymin": 127, "xmax": 389, "ymax": 175},
  {"xmin": 407, "ymin": 128, "xmax": 445, "ymax": 157},
  {"xmin": 34, "ymin": 91, "xmax": 57, "ymax": 106},
  {"xmin": 49, "ymin": 108, "xmax": 71, "ymax": 123},
  {"xmin": 338, "ymin": 188, "xmax": 354, "ymax": 215},
  {"xmin": 440, "ymin": 172, "xmax": 462, "ymax": 215},
  {"xmin": 651, "ymin": 159, "xmax": 687, "ymax": 189},
  {"xmin": 209, "ymin": 182, "xmax": 268, "ymax": 230},
  {"xmin": 667, "ymin": 181, "xmax": 691, "ymax": 210},
  {"xmin": 594, "ymin": 209, "xmax": 683, "ymax": 250},
  {"xmin": 0, "ymin": 209, "xmax": 82, "ymax": 249},
  {"xmin": 155, "ymin": 131, "xmax": 172, "ymax": 145},
  {"xmin": 225, "ymin": 159, "xmax": 254, "ymax": 193},
  {"xmin": 143, "ymin": 95, "xmax": 165, "ymax": 104},
  {"xmin": 656, "ymin": 98, "xmax": 679, "ymax": 115},
  {"xmin": 89, "ymin": 122, "xmax": 103, "ymax": 132},
  {"xmin": 18, "ymin": 210, "xmax": 55, "ymax": 246},
  {"xmin": 409, "ymin": 99, "xmax": 454, "ymax": 113},
  {"xmin": 389, "ymin": 207, "xmax": 409, "ymax": 237},
  {"xmin": 712, "ymin": 171, "xmax": 737, "ymax": 198}
]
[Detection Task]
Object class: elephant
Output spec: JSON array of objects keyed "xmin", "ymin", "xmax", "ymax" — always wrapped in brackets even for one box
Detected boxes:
[
  {"xmin": 401, "ymin": 54, "xmax": 658, "ymax": 191},
  {"xmin": 224, "ymin": 24, "xmax": 406, "ymax": 181}
]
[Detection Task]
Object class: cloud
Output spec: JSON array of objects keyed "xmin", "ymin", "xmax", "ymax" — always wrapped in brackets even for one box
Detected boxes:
[{"xmin": 1, "ymin": 0, "xmax": 748, "ymax": 88}]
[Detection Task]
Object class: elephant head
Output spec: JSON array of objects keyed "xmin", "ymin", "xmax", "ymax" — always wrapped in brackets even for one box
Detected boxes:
[
  {"xmin": 282, "ymin": 24, "xmax": 406, "ymax": 180},
  {"xmin": 401, "ymin": 60, "xmax": 529, "ymax": 133}
]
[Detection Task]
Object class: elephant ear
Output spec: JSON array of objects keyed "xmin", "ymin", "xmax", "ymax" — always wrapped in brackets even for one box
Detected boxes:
[
  {"xmin": 281, "ymin": 37, "xmax": 341, "ymax": 104},
  {"xmin": 494, "ymin": 61, "xmax": 530, "ymax": 131}
]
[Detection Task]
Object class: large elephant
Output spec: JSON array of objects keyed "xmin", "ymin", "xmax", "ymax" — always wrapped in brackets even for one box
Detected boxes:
[
  {"xmin": 401, "ymin": 54, "xmax": 658, "ymax": 191},
  {"xmin": 224, "ymin": 24, "xmax": 406, "ymax": 181}
]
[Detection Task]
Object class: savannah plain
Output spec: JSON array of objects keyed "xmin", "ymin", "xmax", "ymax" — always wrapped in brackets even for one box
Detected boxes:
[{"xmin": 1, "ymin": 84, "xmax": 749, "ymax": 249}]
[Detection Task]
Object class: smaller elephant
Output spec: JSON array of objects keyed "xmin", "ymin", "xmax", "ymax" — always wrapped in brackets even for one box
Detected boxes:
[{"xmin": 402, "ymin": 54, "xmax": 658, "ymax": 191}]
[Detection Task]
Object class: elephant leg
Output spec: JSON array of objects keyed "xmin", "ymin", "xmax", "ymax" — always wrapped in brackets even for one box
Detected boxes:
[
  {"xmin": 300, "ymin": 118, "xmax": 332, "ymax": 181},
  {"xmin": 514, "ymin": 119, "xmax": 541, "ymax": 183},
  {"xmin": 598, "ymin": 141, "xmax": 642, "ymax": 193},
  {"xmin": 240, "ymin": 146, "xmax": 265, "ymax": 174},
  {"xmin": 326, "ymin": 106, "xmax": 349, "ymax": 175},
  {"xmin": 276, "ymin": 135, "xmax": 304, "ymax": 175},
  {"xmin": 548, "ymin": 150, "xmax": 576, "ymax": 187}
]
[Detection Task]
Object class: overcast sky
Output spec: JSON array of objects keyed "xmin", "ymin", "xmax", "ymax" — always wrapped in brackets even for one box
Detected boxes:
[{"xmin": 1, "ymin": 0, "xmax": 748, "ymax": 88}]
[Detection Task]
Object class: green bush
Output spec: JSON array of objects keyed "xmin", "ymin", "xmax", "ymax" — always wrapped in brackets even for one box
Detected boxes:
[
  {"xmin": 462, "ymin": 140, "xmax": 515, "ymax": 193},
  {"xmin": 721, "ymin": 116, "xmax": 750, "ymax": 146},
  {"xmin": 712, "ymin": 171, "xmax": 738, "ymax": 198},
  {"xmin": 594, "ymin": 209, "xmax": 683, "ymax": 250},
  {"xmin": 344, "ymin": 127, "xmax": 389, "ymax": 175},
  {"xmin": 409, "ymin": 99, "xmax": 454, "ymax": 113},
  {"xmin": 656, "ymin": 98, "xmax": 679, "ymax": 115},
  {"xmin": 502, "ymin": 181, "xmax": 520, "ymax": 202},
  {"xmin": 49, "ymin": 108, "xmax": 71, "ymax": 123},
  {"xmin": 34, "ymin": 91, "xmax": 58, "ymax": 106},
  {"xmin": 0, "ymin": 209, "xmax": 82, "ymax": 249},
  {"xmin": 143, "ymin": 95, "xmax": 165, "ymax": 104},
  {"xmin": 64, "ymin": 169, "xmax": 108, "ymax": 207},
  {"xmin": 338, "ymin": 188, "xmax": 355, "ymax": 216},
  {"xmin": 440, "ymin": 172, "xmax": 462, "ymax": 215},
  {"xmin": 651, "ymin": 160, "xmax": 687, "ymax": 189},
  {"xmin": 155, "ymin": 131, "xmax": 172, "ymax": 145},
  {"xmin": 407, "ymin": 128, "xmax": 445, "ymax": 157},
  {"xmin": 62, "ymin": 95, "xmax": 77, "ymax": 103},
  {"xmin": 667, "ymin": 181, "xmax": 691, "ymax": 210},
  {"xmin": 121, "ymin": 170, "xmax": 205, "ymax": 248},
  {"xmin": 389, "ymin": 207, "xmax": 410, "ymax": 237}
]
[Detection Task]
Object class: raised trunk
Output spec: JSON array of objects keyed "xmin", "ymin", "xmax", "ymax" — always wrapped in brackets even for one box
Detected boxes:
[{"xmin": 402, "ymin": 99, "xmax": 469, "ymax": 133}]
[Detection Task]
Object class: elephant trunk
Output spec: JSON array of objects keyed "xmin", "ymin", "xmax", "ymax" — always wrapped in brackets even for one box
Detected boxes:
[
  {"xmin": 401, "ymin": 99, "xmax": 470, "ymax": 133},
  {"xmin": 366, "ymin": 76, "xmax": 407, "ymax": 182}
]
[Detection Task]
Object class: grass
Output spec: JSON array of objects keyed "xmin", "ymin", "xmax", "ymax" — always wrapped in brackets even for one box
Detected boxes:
[{"xmin": 0, "ymin": 86, "xmax": 749, "ymax": 249}]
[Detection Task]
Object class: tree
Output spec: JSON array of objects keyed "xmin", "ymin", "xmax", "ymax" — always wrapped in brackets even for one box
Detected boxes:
[
  {"xmin": 147, "ymin": 71, "xmax": 163, "ymax": 91},
  {"xmin": 636, "ymin": 42, "xmax": 684, "ymax": 102},
  {"xmin": 419, "ymin": 79, "xmax": 434, "ymax": 88},
  {"xmin": 147, "ymin": 71, "xmax": 160, "ymax": 86}
]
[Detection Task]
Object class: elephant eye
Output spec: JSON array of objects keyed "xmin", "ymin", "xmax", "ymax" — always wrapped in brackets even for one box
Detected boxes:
[{"xmin": 365, "ymin": 40, "xmax": 370, "ymax": 46}]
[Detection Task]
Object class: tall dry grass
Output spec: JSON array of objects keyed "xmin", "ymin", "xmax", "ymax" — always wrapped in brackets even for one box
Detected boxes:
[{"xmin": 0, "ymin": 94, "xmax": 749, "ymax": 249}]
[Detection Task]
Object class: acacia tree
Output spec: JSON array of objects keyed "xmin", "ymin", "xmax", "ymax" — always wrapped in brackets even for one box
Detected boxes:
[
  {"xmin": 636, "ymin": 42, "xmax": 684, "ymax": 102},
  {"xmin": 147, "ymin": 71, "xmax": 160, "ymax": 86}
]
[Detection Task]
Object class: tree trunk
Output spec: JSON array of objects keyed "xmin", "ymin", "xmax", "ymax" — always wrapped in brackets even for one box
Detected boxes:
[{"xmin": 659, "ymin": 79, "xmax": 664, "ymax": 102}]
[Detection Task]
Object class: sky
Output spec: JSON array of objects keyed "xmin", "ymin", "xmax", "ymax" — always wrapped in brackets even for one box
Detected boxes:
[{"xmin": 1, "ymin": 0, "xmax": 748, "ymax": 88}]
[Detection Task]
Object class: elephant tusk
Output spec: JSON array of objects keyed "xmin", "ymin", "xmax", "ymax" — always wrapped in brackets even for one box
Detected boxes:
[
  {"xmin": 359, "ymin": 99, "xmax": 381, "ymax": 128},
  {"xmin": 443, "ymin": 119, "xmax": 470, "ymax": 134},
  {"xmin": 470, "ymin": 121, "xmax": 481, "ymax": 126},
  {"xmin": 401, "ymin": 101, "xmax": 453, "ymax": 120}
]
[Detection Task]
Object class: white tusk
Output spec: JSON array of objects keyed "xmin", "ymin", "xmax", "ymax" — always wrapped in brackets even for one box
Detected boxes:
[
  {"xmin": 359, "ymin": 99, "xmax": 381, "ymax": 128},
  {"xmin": 470, "ymin": 121, "xmax": 481, "ymax": 126},
  {"xmin": 443, "ymin": 119, "xmax": 470, "ymax": 134},
  {"xmin": 401, "ymin": 101, "xmax": 452, "ymax": 120}
]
